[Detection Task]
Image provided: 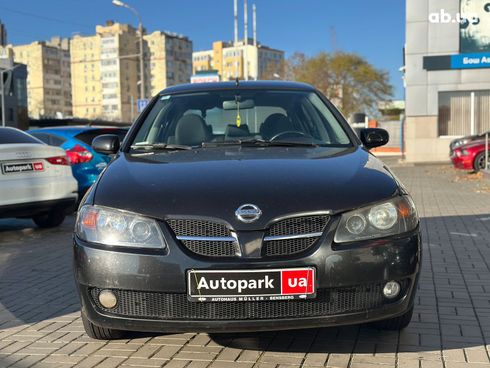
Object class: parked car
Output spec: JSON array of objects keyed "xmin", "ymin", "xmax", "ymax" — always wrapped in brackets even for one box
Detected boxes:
[
  {"xmin": 449, "ymin": 131, "xmax": 490, "ymax": 156},
  {"xmin": 451, "ymin": 139, "xmax": 490, "ymax": 171},
  {"xmin": 0, "ymin": 127, "xmax": 78, "ymax": 227},
  {"xmin": 28, "ymin": 126, "xmax": 128, "ymax": 196},
  {"xmin": 74, "ymin": 81, "xmax": 421, "ymax": 340}
]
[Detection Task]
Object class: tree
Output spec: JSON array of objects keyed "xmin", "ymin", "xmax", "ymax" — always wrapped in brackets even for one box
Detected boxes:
[{"xmin": 287, "ymin": 51, "xmax": 393, "ymax": 118}]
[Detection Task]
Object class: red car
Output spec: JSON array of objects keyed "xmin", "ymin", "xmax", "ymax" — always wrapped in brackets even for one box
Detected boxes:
[{"xmin": 451, "ymin": 140, "xmax": 489, "ymax": 171}]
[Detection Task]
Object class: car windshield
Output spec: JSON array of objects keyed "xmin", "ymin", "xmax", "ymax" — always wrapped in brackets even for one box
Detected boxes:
[{"xmin": 131, "ymin": 90, "xmax": 352, "ymax": 149}]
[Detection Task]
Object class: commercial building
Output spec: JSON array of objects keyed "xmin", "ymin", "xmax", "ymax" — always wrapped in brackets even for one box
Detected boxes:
[
  {"xmin": 405, "ymin": 0, "xmax": 490, "ymax": 162},
  {"xmin": 8, "ymin": 37, "xmax": 72, "ymax": 119},
  {"xmin": 0, "ymin": 48, "xmax": 28, "ymax": 129},
  {"xmin": 71, "ymin": 22, "xmax": 192, "ymax": 122},
  {"xmin": 0, "ymin": 20, "xmax": 6, "ymax": 47},
  {"xmin": 144, "ymin": 31, "xmax": 192, "ymax": 97},
  {"xmin": 192, "ymin": 39, "xmax": 284, "ymax": 81}
]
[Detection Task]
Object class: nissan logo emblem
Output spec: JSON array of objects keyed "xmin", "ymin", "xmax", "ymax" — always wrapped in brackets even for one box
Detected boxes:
[{"xmin": 235, "ymin": 204, "xmax": 262, "ymax": 223}]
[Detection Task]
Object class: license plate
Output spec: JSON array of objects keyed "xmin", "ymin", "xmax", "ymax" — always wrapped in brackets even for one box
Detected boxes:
[
  {"xmin": 1, "ymin": 162, "xmax": 43, "ymax": 174},
  {"xmin": 187, "ymin": 267, "xmax": 316, "ymax": 302}
]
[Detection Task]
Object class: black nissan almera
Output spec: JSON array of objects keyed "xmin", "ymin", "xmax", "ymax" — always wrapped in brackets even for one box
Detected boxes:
[{"xmin": 74, "ymin": 81, "xmax": 421, "ymax": 339}]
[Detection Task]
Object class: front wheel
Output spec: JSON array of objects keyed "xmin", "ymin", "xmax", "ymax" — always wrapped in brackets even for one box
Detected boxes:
[
  {"xmin": 32, "ymin": 210, "xmax": 65, "ymax": 228},
  {"xmin": 370, "ymin": 306, "xmax": 414, "ymax": 330},
  {"xmin": 473, "ymin": 152, "xmax": 489, "ymax": 172},
  {"xmin": 81, "ymin": 312, "xmax": 125, "ymax": 340}
]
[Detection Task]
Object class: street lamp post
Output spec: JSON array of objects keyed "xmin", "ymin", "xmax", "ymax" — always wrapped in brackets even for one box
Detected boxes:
[
  {"xmin": 1, "ymin": 65, "xmax": 21, "ymax": 127},
  {"xmin": 112, "ymin": 0, "xmax": 145, "ymax": 101}
]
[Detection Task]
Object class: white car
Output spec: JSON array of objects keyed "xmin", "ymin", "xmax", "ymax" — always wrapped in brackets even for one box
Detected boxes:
[{"xmin": 0, "ymin": 127, "xmax": 78, "ymax": 227}]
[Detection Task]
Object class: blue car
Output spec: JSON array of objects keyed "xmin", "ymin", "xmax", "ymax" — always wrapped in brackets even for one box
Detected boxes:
[{"xmin": 28, "ymin": 126, "xmax": 128, "ymax": 196}]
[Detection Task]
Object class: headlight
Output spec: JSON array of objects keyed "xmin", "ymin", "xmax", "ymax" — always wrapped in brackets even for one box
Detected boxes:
[
  {"xmin": 461, "ymin": 149, "xmax": 469, "ymax": 156},
  {"xmin": 334, "ymin": 196, "xmax": 418, "ymax": 243},
  {"xmin": 76, "ymin": 205, "xmax": 166, "ymax": 249}
]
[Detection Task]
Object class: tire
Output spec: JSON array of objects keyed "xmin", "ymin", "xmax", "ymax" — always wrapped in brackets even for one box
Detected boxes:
[
  {"xmin": 81, "ymin": 312, "xmax": 125, "ymax": 340},
  {"xmin": 370, "ymin": 306, "xmax": 414, "ymax": 331},
  {"xmin": 32, "ymin": 210, "xmax": 65, "ymax": 228},
  {"xmin": 473, "ymin": 152, "xmax": 488, "ymax": 172}
]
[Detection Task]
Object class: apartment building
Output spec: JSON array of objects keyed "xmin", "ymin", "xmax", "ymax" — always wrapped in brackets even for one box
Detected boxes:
[
  {"xmin": 71, "ymin": 22, "xmax": 140, "ymax": 122},
  {"xmin": 144, "ymin": 31, "xmax": 192, "ymax": 97},
  {"xmin": 8, "ymin": 37, "xmax": 71, "ymax": 119},
  {"xmin": 192, "ymin": 39, "xmax": 284, "ymax": 81},
  {"xmin": 0, "ymin": 48, "xmax": 28, "ymax": 129},
  {"xmin": 71, "ymin": 22, "xmax": 192, "ymax": 122}
]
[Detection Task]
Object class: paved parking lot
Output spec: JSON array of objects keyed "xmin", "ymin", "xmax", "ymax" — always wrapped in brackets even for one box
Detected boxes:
[{"xmin": 2, "ymin": 161, "xmax": 490, "ymax": 368}]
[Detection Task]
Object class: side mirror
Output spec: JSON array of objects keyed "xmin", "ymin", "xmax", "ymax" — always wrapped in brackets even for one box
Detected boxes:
[
  {"xmin": 360, "ymin": 128, "xmax": 389, "ymax": 149},
  {"xmin": 92, "ymin": 134, "xmax": 120, "ymax": 155}
]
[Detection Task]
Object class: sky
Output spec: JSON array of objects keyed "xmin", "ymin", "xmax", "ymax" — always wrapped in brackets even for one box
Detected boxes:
[{"xmin": 0, "ymin": 0, "xmax": 406, "ymax": 99}]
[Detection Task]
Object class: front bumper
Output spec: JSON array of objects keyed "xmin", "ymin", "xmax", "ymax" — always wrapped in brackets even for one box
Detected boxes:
[
  {"xmin": 451, "ymin": 154, "xmax": 474, "ymax": 170},
  {"xmin": 74, "ymin": 227, "xmax": 421, "ymax": 333}
]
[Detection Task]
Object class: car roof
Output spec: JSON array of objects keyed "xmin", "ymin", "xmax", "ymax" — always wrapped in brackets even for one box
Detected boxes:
[
  {"xmin": 28, "ymin": 126, "xmax": 128, "ymax": 136},
  {"xmin": 160, "ymin": 80, "xmax": 316, "ymax": 95}
]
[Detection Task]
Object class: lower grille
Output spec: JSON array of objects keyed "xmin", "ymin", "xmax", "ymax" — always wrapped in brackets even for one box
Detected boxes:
[
  {"xmin": 182, "ymin": 240, "xmax": 238, "ymax": 257},
  {"xmin": 263, "ymin": 237, "xmax": 317, "ymax": 257},
  {"xmin": 90, "ymin": 281, "xmax": 407, "ymax": 321}
]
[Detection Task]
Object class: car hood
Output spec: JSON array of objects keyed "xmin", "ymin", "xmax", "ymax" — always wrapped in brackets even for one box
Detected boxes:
[{"xmin": 93, "ymin": 146, "xmax": 399, "ymax": 230}]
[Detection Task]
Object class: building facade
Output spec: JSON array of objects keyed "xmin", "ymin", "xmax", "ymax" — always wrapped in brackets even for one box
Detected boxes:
[
  {"xmin": 144, "ymin": 31, "xmax": 192, "ymax": 97},
  {"xmin": 405, "ymin": 0, "xmax": 490, "ymax": 162},
  {"xmin": 71, "ymin": 22, "xmax": 139, "ymax": 122},
  {"xmin": 71, "ymin": 22, "xmax": 192, "ymax": 122},
  {"xmin": 0, "ymin": 48, "xmax": 28, "ymax": 129},
  {"xmin": 192, "ymin": 39, "xmax": 284, "ymax": 81},
  {"xmin": 8, "ymin": 38, "xmax": 71, "ymax": 119}
]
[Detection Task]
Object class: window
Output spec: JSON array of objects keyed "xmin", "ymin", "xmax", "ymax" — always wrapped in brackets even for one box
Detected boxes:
[
  {"xmin": 0, "ymin": 128, "xmax": 42, "ymax": 144},
  {"xmin": 132, "ymin": 90, "xmax": 351, "ymax": 147},
  {"xmin": 438, "ymin": 90, "xmax": 490, "ymax": 136}
]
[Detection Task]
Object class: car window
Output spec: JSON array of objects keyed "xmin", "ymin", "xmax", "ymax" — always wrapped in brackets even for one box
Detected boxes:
[
  {"xmin": 31, "ymin": 132, "xmax": 67, "ymax": 146},
  {"xmin": 75, "ymin": 129, "xmax": 128, "ymax": 146},
  {"xmin": 30, "ymin": 132, "xmax": 51, "ymax": 145},
  {"xmin": 132, "ymin": 90, "xmax": 352, "ymax": 147},
  {"xmin": 0, "ymin": 128, "xmax": 43, "ymax": 144}
]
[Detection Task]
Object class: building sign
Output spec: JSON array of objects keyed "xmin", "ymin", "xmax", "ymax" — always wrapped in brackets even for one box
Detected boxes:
[
  {"xmin": 451, "ymin": 53, "xmax": 490, "ymax": 68},
  {"xmin": 191, "ymin": 72, "xmax": 220, "ymax": 84},
  {"xmin": 460, "ymin": 0, "xmax": 490, "ymax": 54},
  {"xmin": 424, "ymin": 1, "xmax": 490, "ymax": 71},
  {"xmin": 137, "ymin": 99, "xmax": 149, "ymax": 113}
]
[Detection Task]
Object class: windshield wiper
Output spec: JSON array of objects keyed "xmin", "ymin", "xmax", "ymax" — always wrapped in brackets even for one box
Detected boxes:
[
  {"xmin": 130, "ymin": 143, "xmax": 193, "ymax": 151},
  {"xmin": 201, "ymin": 139, "xmax": 318, "ymax": 148}
]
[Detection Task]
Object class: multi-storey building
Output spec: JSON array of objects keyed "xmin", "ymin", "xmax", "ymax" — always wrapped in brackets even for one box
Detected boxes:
[
  {"xmin": 144, "ymin": 31, "xmax": 192, "ymax": 97},
  {"xmin": 192, "ymin": 39, "xmax": 284, "ymax": 81},
  {"xmin": 71, "ymin": 22, "xmax": 192, "ymax": 122},
  {"xmin": 71, "ymin": 22, "xmax": 139, "ymax": 122},
  {"xmin": 0, "ymin": 48, "xmax": 28, "ymax": 129},
  {"xmin": 8, "ymin": 37, "xmax": 71, "ymax": 119}
]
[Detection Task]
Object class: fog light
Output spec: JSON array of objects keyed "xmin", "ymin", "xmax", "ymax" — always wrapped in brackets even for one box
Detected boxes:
[
  {"xmin": 98, "ymin": 290, "xmax": 117, "ymax": 309},
  {"xmin": 383, "ymin": 281, "xmax": 401, "ymax": 299}
]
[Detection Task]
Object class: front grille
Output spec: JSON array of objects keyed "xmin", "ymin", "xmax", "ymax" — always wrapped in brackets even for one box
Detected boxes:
[
  {"xmin": 267, "ymin": 215, "xmax": 330, "ymax": 237},
  {"xmin": 181, "ymin": 240, "xmax": 238, "ymax": 257},
  {"xmin": 167, "ymin": 219, "xmax": 231, "ymax": 237},
  {"xmin": 264, "ymin": 237, "xmax": 318, "ymax": 257},
  {"xmin": 166, "ymin": 219, "xmax": 239, "ymax": 257},
  {"xmin": 263, "ymin": 215, "xmax": 330, "ymax": 257},
  {"xmin": 90, "ymin": 281, "xmax": 407, "ymax": 320}
]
